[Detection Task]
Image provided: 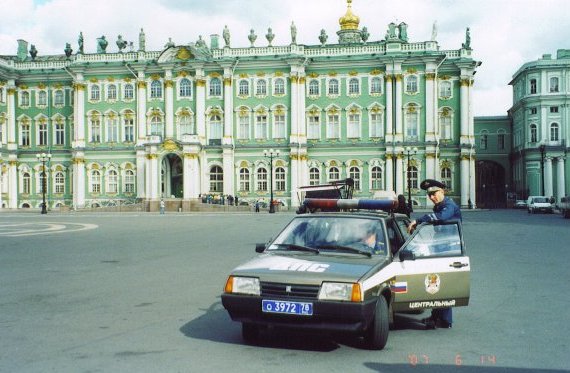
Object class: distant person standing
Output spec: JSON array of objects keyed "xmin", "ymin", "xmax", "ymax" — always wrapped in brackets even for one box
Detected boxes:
[
  {"xmin": 255, "ymin": 200, "xmax": 260, "ymax": 213},
  {"xmin": 160, "ymin": 199, "xmax": 165, "ymax": 215},
  {"xmin": 407, "ymin": 179, "xmax": 462, "ymax": 329}
]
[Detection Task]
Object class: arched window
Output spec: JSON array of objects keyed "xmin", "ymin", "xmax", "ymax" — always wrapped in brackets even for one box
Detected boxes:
[
  {"xmin": 328, "ymin": 79, "xmax": 339, "ymax": 95},
  {"xmin": 107, "ymin": 169, "xmax": 118, "ymax": 193},
  {"xmin": 54, "ymin": 90, "xmax": 64, "ymax": 106},
  {"xmin": 107, "ymin": 84, "xmax": 117, "ymax": 100},
  {"xmin": 405, "ymin": 105, "xmax": 419, "ymax": 140},
  {"xmin": 275, "ymin": 167, "xmax": 286, "ymax": 191},
  {"xmin": 238, "ymin": 113, "xmax": 250, "ymax": 140},
  {"xmin": 369, "ymin": 110, "xmax": 383, "ymax": 138},
  {"xmin": 257, "ymin": 167, "xmax": 268, "ymax": 191},
  {"xmin": 349, "ymin": 166, "xmax": 360, "ymax": 190},
  {"xmin": 307, "ymin": 113, "xmax": 320, "ymax": 140},
  {"xmin": 38, "ymin": 91, "xmax": 47, "ymax": 106},
  {"xmin": 327, "ymin": 111, "xmax": 340, "ymax": 139},
  {"xmin": 347, "ymin": 111, "xmax": 360, "ymax": 138},
  {"xmin": 309, "ymin": 80, "xmax": 319, "ymax": 96},
  {"xmin": 255, "ymin": 112, "xmax": 267, "ymax": 140},
  {"xmin": 439, "ymin": 81, "xmax": 452, "ymax": 98},
  {"xmin": 91, "ymin": 170, "xmax": 101, "ymax": 193},
  {"xmin": 530, "ymin": 124, "xmax": 538, "ymax": 143},
  {"xmin": 150, "ymin": 80, "xmax": 163, "ymax": 99},
  {"xmin": 370, "ymin": 77, "xmax": 382, "ymax": 94},
  {"xmin": 21, "ymin": 123, "xmax": 31, "ymax": 146},
  {"xmin": 123, "ymin": 83, "xmax": 134, "ymax": 100},
  {"xmin": 22, "ymin": 172, "xmax": 31, "ymax": 194},
  {"xmin": 54, "ymin": 171, "xmax": 65, "ymax": 194},
  {"xmin": 406, "ymin": 75, "xmax": 418, "ymax": 94},
  {"xmin": 123, "ymin": 112, "xmax": 135, "ymax": 142},
  {"xmin": 150, "ymin": 114, "xmax": 163, "ymax": 137},
  {"xmin": 179, "ymin": 78, "xmax": 192, "ymax": 98},
  {"xmin": 209, "ymin": 78, "xmax": 222, "ymax": 96},
  {"xmin": 179, "ymin": 113, "xmax": 194, "ymax": 135},
  {"xmin": 125, "ymin": 170, "xmax": 135, "ymax": 193},
  {"xmin": 329, "ymin": 166, "xmax": 340, "ymax": 182},
  {"xmin": 239, "ymin": 168, "xmax": 250, "ymax": 192},
  {"xmin": 55, "ymin": 122, "xmax": 65, "ymax": 145},
  {"xmin": 107, "ymin": 114, "xmax": 118, "ymax": 143},
  {"xmin": 38, "ymin": 122, "xmax": 48, "ymax": 146},
  {"xmin": 441, "ymin": 167, "xmax": 452, "ymax": 189},
  {"xmin": 550, "ymin": 123, "xmax": 559, "ymax": 141},
  {"xmin": 550, "ymin": 77, "xmax": 559, "ymax": 93},
  {"xmin": 439, "ymin": 110, "xmax": 452, "ymax": 140},
  {"xmin": 371, "ymin": 166, "xmax": 383, "ymax": 190},
  {"xmin": 309, "ymin": 167, "xmax": 320, "ymax": 186},
  {"xmin": 21, "ymin": 91, "xmax": 30, "ymax": 106},
  {"xmin": 239, "ymin": 80, "xmax": 249, "ymax": 96},
  {"xmin": 209, "ymin": 114, "xmax": 222, "ymax": 142},
  {"xmin": 209, "ymin": 166, "xmax": 223, "ymax": 192},
  {"xmin": 90, "ymin": 85, "xmax": 100, "ymax": 101},
  {"xmin": 348, "ymin": 78, "xmax": 359, "ymax": 95},
  {"xmin": 273, "ymin": 78, "xmax": 285, "ymax": 95},
  {"xmin": 256, "ymin": 80, "xmax": 267, "ymax": 96}
]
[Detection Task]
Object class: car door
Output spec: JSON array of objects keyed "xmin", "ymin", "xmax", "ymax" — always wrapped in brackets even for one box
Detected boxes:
[{"xmin": 390, "ymin": 221, "xmax": 470, "ymax": 312}]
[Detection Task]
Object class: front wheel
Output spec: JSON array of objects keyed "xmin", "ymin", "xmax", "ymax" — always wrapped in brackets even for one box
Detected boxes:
[{"xmin": 364, "ymin": 296, "xmax": 389, "ymax": 350}]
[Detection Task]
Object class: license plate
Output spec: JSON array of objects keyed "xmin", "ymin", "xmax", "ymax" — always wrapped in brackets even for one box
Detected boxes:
[{"xmin": 262, "ymin": 300, "xmax": 313, "ymax": 316}]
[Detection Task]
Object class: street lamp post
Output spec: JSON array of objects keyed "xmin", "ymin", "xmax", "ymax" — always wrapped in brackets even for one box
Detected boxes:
[
  {"xmin": 404, "ymin": 146, "xmax": 418, "ymax": 212},
  {"xmin": 36, "ymin": 152, "xmax": 52, "ymax": 214},
  {"xmin": 263, "ymin": 148, "xmax": 279, "ymax": 213}
]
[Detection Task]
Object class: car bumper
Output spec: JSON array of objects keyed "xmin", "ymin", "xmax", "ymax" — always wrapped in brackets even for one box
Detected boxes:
[{"xmin": 221, "ymin": 294, "xmax": 377, "ymax": 334}]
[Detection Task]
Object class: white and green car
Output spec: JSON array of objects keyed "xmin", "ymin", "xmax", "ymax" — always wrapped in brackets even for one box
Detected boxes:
[{"xmin": 222, "ymin": 203, "xmax": 470, "ymax": 350}]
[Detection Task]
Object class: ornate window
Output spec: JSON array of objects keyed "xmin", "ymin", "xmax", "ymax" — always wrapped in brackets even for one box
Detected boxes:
[
  {"xmin": 54, "ymin": 171, "xmax": 65, "ymax": 194},
  {"xmin": 238, "ymin": 113, "xmax": 250, "ymax": 140},
  {"xmin": 38, "ymin": 91, "xmax": 47, "ymax": 106},
  {"xmin": 179, "ymin": 78, "xmax": 192, "ymax": 98},
  {"xmin": 107, "ymin": 84, "xmax": 117, "ymax": 100},
  {"xmin": 370, "ymin": 77, "xmax": 382, "ymax": 94},
  {"xmin": 255, "ymin": 113, "xmax": 267, "ymax": 139},
  {"xmin": 20, "ymin": 91, "xmax": 30, "ymax": 106},
  {"xmin": 150, "ymin": 80, "xmax": 163, "ymax": 99},
  {"xmin": 327, "ymin": 111, "xmax": 340, "ymax": 139},
  {"xmin": 257, "ymin": 167, "xmax": 268, "ymax": 191},
  {"xmin": 107, "ymin": 114, "xmax": 119, "ymax": 142},
  {"xmin": 328, "ymin": 166, "xmax": 340, "ymax": 182},
  {"xmin": 239, "ymin": 80, "xmax": 249, "ymax": 96},
  {"xmin": 123, "ymin": 113, "xmax": 135, "ymax": 142},
  {"xmin": 209, "ymin": 114, "xmax": 222, "ymax": 142},
  {"xmin": 209, "ymin": 165, "xmax": 223, "ymax": 192},
  {"xmin": 405, "ymin": 104, "xmax": 419, "ymax": 141},
  {"xmin": 347, "ymin": 111, "xmax": 360, "ymax": 138},
  {"xmin": 179, "ymin": 112, "xmax": 194, "ymax": 135},
  {"xmin": 273, "ymin": 110, "xmax": 286, "ymax": 139},
  {"xmin": 22, "ymin": 172, "xmax": 31, "ymax": 194},
  {"xmin": 371, "ymin": 166, "xmax": 383, "ymax": 190},
  {"xmin": 349, "ymin": 166, "xmax": 361, "ymax": 190},
  {"xmin": 328, "ymin": 79, "xmax": 339, "ymax": 95},
  {"xmin": 239, "ymin": 168, "xmax": 250, "ymax": 192},
  {"xmin": 38, "ymin": 122, "xmax": 48, "ymax": 146},
  {"xmin": 439, "ymin": 108, "xmax": 453, "ymax": 140},
  {"xmin": 439, "ymin": 81, "xmax": 452, "ymax": 99},
  {"xmin": 409, "ymin": 166, "xmax": 419, "ymax": 189},
  {"xmin": 54, "ymin": 90, "xmax": 64, "ymax": 106},
  {"xmin": 90, "ymin": 85, "xmax": 100, "ymax": 101},
  {"xmin": 90, "ymin": 170, "xmax": 101, "ymax": 193},
  {"xmin": 529, "ymin": 79, "xmax": 537, "ymax": 94},
  {"xmin": 440, "ymin": 166, "xmax": 452, "ymax": 189},
  {"xmin": 549, "ymin": 77, "xmax": 559, "ymax": 93},
  {"xmin": 530, "ymin": 124, "xmax": 537, "ymax": 143},
  {"xmin": 275, "ymin": 167, "xmax": 286, "ymax": 191},
  {"xmin": 123, "ymin": 83, "xmax": 134, "ymax": 100},
  {"xmin": 149, "ymin": 113, "xmax": 163, "ymax": 137},
  {"xmin": 21, "ymin": 122, "xmax": 31, "ymax": 146},
  {"xmin": 256, "ymin": 80, "xmax": 267, "ymax": 96},
  {"xmin": 405, "ymin": 75, "xmax": 418, "ymax": 94},
  {"xmin": 55, "ymin": 121, "xmax": 65, "ymax": 146},
  {"xmin": 307, "ymin": 113, "xmax": 320, "ymax": 140},
  {"xmin": 550, "ymin": 123, "xmax": 559, "ymax": 141},
  {"xmin": 273, "ymin": 78, "xmax": 285, "ymax": 95},
  {"xmin": 107, "ymin": 169, "xmax": 118, "ymax": 193},
  {"xmin": 309, "ymin": 167, "xmax": 320, "ymax": 186},
  {"xmin": 209, "ymin": 78, "xmax": 222, "ymax": 97},
  {"xmin": 369, "ymin": 109, "xmax": 383, "ymax": 138},
  {"xmin": 348, "ymin": 78, "xmax": 360, "ymax": 95},
  {"xmin": 125, "ymin": 169, "xmax": 135, "ymax": 193},
  {"xmin": 309, "ymin": 80, "xmax": 320, "ymax": 96}
]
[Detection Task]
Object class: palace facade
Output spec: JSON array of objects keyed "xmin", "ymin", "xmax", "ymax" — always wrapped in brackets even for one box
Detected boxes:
[{"xmin": 0, "ymin": 0, "xmax": 480, "ymax": 210}]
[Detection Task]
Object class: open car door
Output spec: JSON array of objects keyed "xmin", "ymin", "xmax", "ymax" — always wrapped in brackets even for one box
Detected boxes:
[{"xmin": 391, "ymin": 221, "xmax": 470, "ymax": 312}]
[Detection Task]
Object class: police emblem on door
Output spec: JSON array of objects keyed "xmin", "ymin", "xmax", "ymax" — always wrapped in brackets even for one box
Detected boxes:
[{"xmin": 425, "ymin": 274, "xmax": 440, "ymax": 294}]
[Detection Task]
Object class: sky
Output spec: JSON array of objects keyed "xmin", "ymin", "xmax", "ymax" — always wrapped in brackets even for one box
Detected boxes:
[{"xmin": 0, "ymin": 0, "xmax": 568, "ymax": 116}]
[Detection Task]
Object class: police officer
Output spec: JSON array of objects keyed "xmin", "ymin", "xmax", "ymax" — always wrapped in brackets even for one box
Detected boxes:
[{"xmin": 407, "ymin": 179, "xmax": 462, "ymax": 329}]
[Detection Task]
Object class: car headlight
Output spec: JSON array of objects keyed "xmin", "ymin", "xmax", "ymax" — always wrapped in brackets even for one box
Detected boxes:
[
  {"xmin": 318, "ymin": 282, "xmax": 362, "ymax": 302},
  {"xmin": 224, "ymin": 276, "xmax": 260, "ymax": 296}
]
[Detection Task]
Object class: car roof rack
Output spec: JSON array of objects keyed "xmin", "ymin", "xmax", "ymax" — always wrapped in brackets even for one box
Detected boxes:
[{"xmin": 301, "ymin": 196, "xmax": 398, "ymax": 214}]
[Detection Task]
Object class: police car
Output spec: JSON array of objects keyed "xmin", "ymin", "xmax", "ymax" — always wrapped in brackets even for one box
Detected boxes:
[{"xmin": 221, "ymin": 197, "xmax": 470, "ymax": 350}]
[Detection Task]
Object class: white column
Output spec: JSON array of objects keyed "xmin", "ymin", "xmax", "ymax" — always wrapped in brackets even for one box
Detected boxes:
[
  {"xmin": 6, "ymin": 85, "xmax": 17, "ymax": 150},
  {"xmin": 470, "ymin": 156, "xmax": 477, "ymax": 208},
  {"xmin": 137, "ymin": 79, "xmax": 147, "ymax": 145},
  {"xmin": 297, "ymin": 75, "xmax": 307, "ymax": 143},
  {"xmin": 460, "ymin": 78, "xmax": 469, "ymax": 145},
  {"xmin": 183, "ymin": 153, "xmax": 200, "ymax": 199},
  {"xmin": 385, "ymin": 75, "xmax": 393, "ymax": 142},
  {"xmin": 223, "ymin": 147, "xmax": 234, "ymax": 196},
  {"xmin": 290, "ymin": 152, "xmax": 300, "ymax": 207},
  {"xmin": 222, "ymin": 71, "xmax": 234, "ymax": 196},
  {"xmin": 148, "ymin": 153, "xmax": 159, "ymax": 199},
  {"xmin": 8, "ymin": 159, "xmax": 17, "ymax": 208},
  {"xmin": 425, "ymin": 152, "xmax": 436, "ymax": 181},
  {"xmin": 460, "ymin": 155, "xmax": 470, "ymax": 207},
  {"xmin": 425, "ymin": 72, "xmax": 436, "ymax": 142},
  {"xmin": 73, "ymin": 157, "xmax": 86, "ymax": 209},
  {"xmin": 73, "ymin": 81, "xmax": 86, "ymax": 147},
  {"xmin": 136, "ymin": 150, "xmax": 146, "ymax": 199},
  {"xmin": 544, "ymin": 157, "xmax": 553, "ymax": 197},
  {"xmin": 394, "ymin": 74, "xmax": 403, "ymax": 142},
  {"xmin": 385, "ymin": 155, "xmax": 394, "ymax": 192},
  {"xmin": 289, "ymin": 74, "xmax": 299, "ymax": 144},
  {"xmin": 196, "ymin": 75, "xmax": 206, "ymax": 145},
  {"xmin": 164, "ymin": 75, "xmax": 174, "ymax": 139},
  {"xmin": 395, "ymin": 155, "xmax": 404, "ymax": 195},
  {"xmin": 557, "ymin": 157, "xmax": 566, "ymax": 203}
]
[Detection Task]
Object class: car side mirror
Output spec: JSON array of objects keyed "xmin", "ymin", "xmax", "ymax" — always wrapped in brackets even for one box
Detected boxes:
[
  {"xmin": 255, "ymin": 243, "xmax": 266, "ymax": 253},
  {"xmin": 399, "ymin": 249, "xmax": 415, "ymax": 261}
]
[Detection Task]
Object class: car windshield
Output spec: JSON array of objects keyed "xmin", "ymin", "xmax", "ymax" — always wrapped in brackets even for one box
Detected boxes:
[
  {"xmin": 533, "ymin": 198, "xmax": 548, "ymax": 203},
  {"xmin": 268, "ymin": 216, "xmax": 388, "ymax": 257}
]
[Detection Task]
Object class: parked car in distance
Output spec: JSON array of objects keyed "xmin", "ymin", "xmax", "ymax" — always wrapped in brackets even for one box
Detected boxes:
[
  {"xmin": 514, "ymin": 200, "xmax": 527, "ymax": 209},
  {"xmin": 560, "ymin": 196, "xmax": 570, "ymax": 219},
  {"xmin": 527, "ymin": 196, "xmax": 553, "ymax": 214}
]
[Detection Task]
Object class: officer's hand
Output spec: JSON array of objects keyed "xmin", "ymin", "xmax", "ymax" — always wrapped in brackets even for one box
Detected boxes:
[{"xmin": 407, "ymin": 220, "xmax": 417, "ymax": 234}]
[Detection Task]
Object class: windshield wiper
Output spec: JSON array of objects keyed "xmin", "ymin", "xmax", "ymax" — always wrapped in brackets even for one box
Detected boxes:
[
  {"xmin": 317, "ymin": 244, "xmax": 372, "ymax": 257},
  {"xmin": 274, "ymin": 243, "xmax": 320, "ymax": 254}
]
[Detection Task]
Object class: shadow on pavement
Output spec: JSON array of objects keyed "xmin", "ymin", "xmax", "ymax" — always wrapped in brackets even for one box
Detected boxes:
[{"xmin": 363, "ymin": 362, "xmax": 570, "ymax": 373}]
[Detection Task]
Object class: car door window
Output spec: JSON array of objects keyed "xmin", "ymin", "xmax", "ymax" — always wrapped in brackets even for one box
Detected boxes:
[{"xmin": 403, "ymin": 223, "xmax": 462, "ymax": 258}]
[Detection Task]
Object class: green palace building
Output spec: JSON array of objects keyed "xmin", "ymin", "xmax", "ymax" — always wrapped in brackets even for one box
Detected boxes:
[{"xmin": 0, "ymin": 0, "xmax": 480, "ymax": 211}]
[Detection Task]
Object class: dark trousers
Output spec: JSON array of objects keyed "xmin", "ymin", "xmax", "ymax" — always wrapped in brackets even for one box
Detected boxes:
[{"xmin": 431, "ymin": 307, "xmax": 452, "ymax": 323}]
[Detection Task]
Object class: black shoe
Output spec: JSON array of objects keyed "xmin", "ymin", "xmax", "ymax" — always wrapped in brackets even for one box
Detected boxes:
[
  {"xmin": 436, "ymin": 319, "xmax": 452, "ymax": 329},
  {"xmin": 422, "ymin": 317, "xmax": 436, "ymax": 329}
]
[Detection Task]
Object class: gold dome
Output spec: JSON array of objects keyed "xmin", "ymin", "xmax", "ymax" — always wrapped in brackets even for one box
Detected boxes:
[{"xmin": 339, "ymin": 0, "xmax": 360, "ymax": 30}]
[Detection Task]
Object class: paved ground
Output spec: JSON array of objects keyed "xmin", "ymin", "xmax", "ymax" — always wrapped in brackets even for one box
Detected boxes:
[{"xmin": 0, "ymin": 209, "xmax": 569, "ymax": 373}]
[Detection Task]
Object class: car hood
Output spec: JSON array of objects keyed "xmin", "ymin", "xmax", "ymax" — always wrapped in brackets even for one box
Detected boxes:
[{"xmin": 230, "ymin": 252, "xmax": 386, "ymax": 284}]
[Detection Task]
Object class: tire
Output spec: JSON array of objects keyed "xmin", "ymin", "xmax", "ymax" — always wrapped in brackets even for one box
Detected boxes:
[
  {"xmin": 364, "ymin": 296, "xmax": 389, "ymax": 350},
  {"xmin": 242, "ymin": 323, "xmax": 259, "ymax": 343}
]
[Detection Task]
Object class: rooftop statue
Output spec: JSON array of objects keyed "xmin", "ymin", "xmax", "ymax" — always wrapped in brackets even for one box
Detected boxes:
[
  {"xmin": 462, "ymin": 27, "xmax": 471, "ymax": 49},
  {"xmin": 78, "ymin": 31, "xmax": 84, "ymax": 54},
  {"xmin": 97, "ymin": 36, "xmax": 108, "ymax": 53},
  {"xmin": 29, "ymin": 44, "xmax": 38, "ymax": 60},
  {"xmin": 248, "ymin": 29, "xmax": 257, "ymax": 47},
  {"xmin": 431, "ymin": 21, "xmax": 438, "ymax": 41},
  {"xmin": 319, "ymin": 29, "xmax": 328, "ymax": 46},
  {"xmin": 116, "ymin": 35, "xmax": 127, "ymax": 52},
  {"xmin": 266, "ymin": 27, "xmax": 275, "ymax": 46},
  {"xmin": 290, "ymin": 21, "xmax": 297, "ymax": 44},
  {"xmin": 361, "ymin": 26, "xmax": 370, "ymax": 43},
  {"xmin": 398, "ymin": 22, "xmax": 408, "ymax": 42},
  {"xmin": 164, "ymin": 37, "xmax": 175, "ymax": 49},
  {"xmin": 223, "ymin": 25, "xmax": 230, "ymax": 47},
  {"xmin": 387, "ymin": 22, "xmax": 397, "ymax": 40},
  {"xmin": 64, "ymin": 42, "xmax": 73, "ymax": 58},
  {"xmin": 139, "ymin": 28, "xmax": 146, "ymax": 52}
]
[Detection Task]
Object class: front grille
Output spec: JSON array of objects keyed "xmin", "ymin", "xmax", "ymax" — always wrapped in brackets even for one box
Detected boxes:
[{"xmin": 261, "ymin": 282, "xmax": 320, "ymax": 300}]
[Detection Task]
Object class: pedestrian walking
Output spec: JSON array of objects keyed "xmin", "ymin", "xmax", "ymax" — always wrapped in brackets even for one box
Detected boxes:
[{"xmin": 255, "ymin": 200, "xmax": 260, "ymax": 213}]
